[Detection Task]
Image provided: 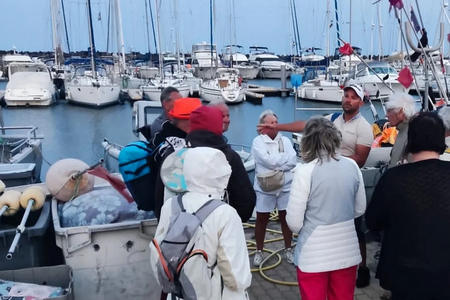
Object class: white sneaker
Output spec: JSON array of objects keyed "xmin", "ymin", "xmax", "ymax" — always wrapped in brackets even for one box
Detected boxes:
[
  {"xmin": 284, "ymin": 248, "xmax": 294, "ymax": 264},
  {"xmin": 253, "ymin": 250, "xmax": 263, "ymax": 267}
]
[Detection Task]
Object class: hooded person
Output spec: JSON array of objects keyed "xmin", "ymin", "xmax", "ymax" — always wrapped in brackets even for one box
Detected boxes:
[
  {"xmin": 152, "ymin": 97, "xmax": 202, "ymax": 218},
  {"xmin": 186, "ymin": 106, "xmax": 256, "ymax": 222},
  {"xmin": 153, "ymin": 147, "xmax": 252, "ymax": 299}
]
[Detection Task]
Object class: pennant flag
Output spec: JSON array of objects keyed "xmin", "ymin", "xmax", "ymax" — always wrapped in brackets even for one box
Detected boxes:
[
  {"xmin": 87, "ymin": 165, "xmax": 134, "ymax": 203},
  {"xmin": 389, "ymin": 0, "xmax": 404, "ymax": 12},
  {"xmin": 397, "ymin": 66, "xmax": 413, "ymax": 88},
  {"xmin": 339, "ymin": 43, "xmax": 353, "ymax": 55},
  {"xmin": 410, "ymin": 7, "xmax": 421, "ymax": 32},
  {"xmin": 447, "ymin": 33, "xmax": 450, "ymax": 43}
]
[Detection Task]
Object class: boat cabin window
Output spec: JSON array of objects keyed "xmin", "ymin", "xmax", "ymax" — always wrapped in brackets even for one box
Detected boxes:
[
  {"xmin": 369, "ymin": 67, "xmax": 397, "ymax": 75},
  {"xmin": 9, "ymin": 64, "xmax": 48, "ymax": 76}
]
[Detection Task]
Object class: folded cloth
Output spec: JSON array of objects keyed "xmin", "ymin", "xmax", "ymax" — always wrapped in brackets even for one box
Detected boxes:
[
  {"xmin": 58, "ymin": 187, "xmax": 155, "ymax": 227},
  {"xmin": 0, "ymin": 279, "xmax": 64, "ymax": 299}
]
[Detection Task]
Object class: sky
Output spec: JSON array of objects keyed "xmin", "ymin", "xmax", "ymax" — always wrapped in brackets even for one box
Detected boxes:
[{"xmin": 0, "ymin": 0, "xmax": 448, "ymax": 56}]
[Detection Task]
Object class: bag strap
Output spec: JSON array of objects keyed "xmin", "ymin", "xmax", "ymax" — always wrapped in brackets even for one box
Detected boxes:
[
  {"xmin": 331, "ymin": 112, "xmax": 341, "ymax": 122},
  {"xmin": 194, "ymin": 199, "xmax": 225, "ymax": 223},
  {"xmin": 278, "ymin": 139, "xmax": 284, "ymax": 153}
]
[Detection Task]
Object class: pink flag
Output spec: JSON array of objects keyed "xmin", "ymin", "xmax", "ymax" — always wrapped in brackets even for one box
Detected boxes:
[
  {"xmin": 339, "ymin": 43, "xmax": 353, "ymax": 56},
  {"xmin": 87, "ymin": 165, "xmax": 134, "ymax": 203},
  {"xmin": 389, "ymin": 0, "xmax": 404, "ymax": 12},
  {"xmin": 397, "ymin": 66, "xmax": 413, "ymax": 88}
]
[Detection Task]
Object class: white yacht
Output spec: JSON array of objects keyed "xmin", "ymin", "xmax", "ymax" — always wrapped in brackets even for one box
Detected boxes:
[
  {"xmin": 222, "ymin": 45, "xmax": 259, "ymax": 80},
  {"xmin": 248, "ymin": 46, "xmax": 293, "ymax": 79},
  {"xmin": 199, "ymin": 68, "xmax": 245, "ymax": 104},
  {"xmin": 298, "ymin": 79, "xmax": 343, "ymax": 103},
  {"xmin": 191, "ymin": 42, "xmax": 220, "ymax": 79},
  {"xmin": 65, "ymin": 65, "xmax": 120, "ymax": 106},
  {"xmin": 4, "ymin": 62, "xmax": 56, "ymax": 106},
  {"xmin": 350, "ymin": 61, "xmax": 407, "ymax": 100},
  {"xmin": 141, "ymin": 77, "xmax": 190, "ymax": 102}
]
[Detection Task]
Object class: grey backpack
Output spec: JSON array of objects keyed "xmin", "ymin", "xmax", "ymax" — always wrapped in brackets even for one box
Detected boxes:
[{"xmin": 150, "ymin": 194, "xmax": 224, "ymax": 300}]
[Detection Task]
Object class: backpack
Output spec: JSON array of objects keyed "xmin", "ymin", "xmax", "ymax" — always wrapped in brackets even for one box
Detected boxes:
[
  {"xmin": 149, "ymin": 194, "xmax": 224, "ymax": 300},
  {"xmin": 118, "ymin": 141, "xmax": 157, "ymax": 211},
  {"xmin": 331, "ymin": 112, "xmax": 341, "ymax": 122}
]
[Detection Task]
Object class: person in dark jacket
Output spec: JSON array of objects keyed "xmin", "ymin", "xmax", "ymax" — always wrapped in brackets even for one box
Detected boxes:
[
  {"xmin": 152, "ymin": 97, "xmax": 202, "ymax": 219},
  {"xmin": 366, "ymin": 112, "xmax": 450, "ymax": 300},
  {"xmin": 186, "ymin": 105, "xmax": 256, "ymax": 222}
]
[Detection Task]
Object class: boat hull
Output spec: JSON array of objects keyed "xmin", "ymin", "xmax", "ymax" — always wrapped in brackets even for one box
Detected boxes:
[
  {"xmin": 298, "ymin": 83, "xmax": 343, "ymax": 103},
  {"xmin": 66, "ymin": 84, "xmax": 120, "ymax": 107},
  {"xmin": 142, "ymin": 85, "xmax": 190, "ymax": 102},
  {"xmin": 259, "ymin": 68, "xmax": 292, "ymax": 79},
  {"xmin": 199, "ymin": 84, "xmax": 245, "ymax": 104}
]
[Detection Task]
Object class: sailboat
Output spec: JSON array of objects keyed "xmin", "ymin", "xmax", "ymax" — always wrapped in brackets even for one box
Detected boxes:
[
  {"xmin": 140, "ymin": 0, "xmax": 190, "ymax": 102},
  {"xmin": 65, "ymin": 0, "xmax": 120, "ymax": 107}
]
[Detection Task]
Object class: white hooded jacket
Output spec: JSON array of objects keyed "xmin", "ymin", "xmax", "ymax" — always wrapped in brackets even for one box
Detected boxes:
[{"xmin": 152, "ymin": 147, "xmax": 251, "ymax": 299}]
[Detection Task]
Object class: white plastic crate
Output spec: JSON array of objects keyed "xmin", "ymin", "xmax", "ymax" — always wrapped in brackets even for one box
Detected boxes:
[{"xmin": 51, "ymin": 189, "xmax": 160, "ymax": 300}]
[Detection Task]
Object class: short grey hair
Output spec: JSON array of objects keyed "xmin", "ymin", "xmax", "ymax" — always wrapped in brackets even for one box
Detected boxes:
[
  {"xmin": 301, "ymin": 117, "xmax": 342, "ymax": 163},
  {"xmin": 385, "ymin": 92, "xmax": 416, "ymax": 120},
  {"xmin": 438, "ymin": 106, "xmax": 450, "ymax": 131},
  {"xmin": 258, "ymin": 110, "xmax": 278, "ymax": 125}
]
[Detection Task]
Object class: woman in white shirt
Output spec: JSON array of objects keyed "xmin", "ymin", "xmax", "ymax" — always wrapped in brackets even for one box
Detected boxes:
[
  {"xmin": 287, "ymin": 117, "xmax": 366, "ymax": 300},
  {"xmin": 251, "ymin": 110, "xmax": 297, "ymax": 267}
]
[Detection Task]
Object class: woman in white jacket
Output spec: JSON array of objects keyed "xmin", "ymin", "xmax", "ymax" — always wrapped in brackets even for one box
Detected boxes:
[
  {"xmin": 152, "ymin": 147, "xmax": 251, "ymax": 299},
  {"xmin": 286, "ymin": 117, "xmax": 366, "ymax": 300},
  {"xmin": 251, "ymin": 110, "xmax": 297, "ymax": 266}
]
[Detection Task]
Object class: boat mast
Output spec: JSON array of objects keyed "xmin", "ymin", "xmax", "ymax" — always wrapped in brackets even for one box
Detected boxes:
[
  {"xmin": 60, "ymin": 0, "xmax": 71, "ymax": 53},
  {"xmin": 209, "ymin": 0, "xmax": 214, "ymax": 67},
  {"xmin": 50, "ymin": 0, "xmax": 63, "ymax": 67},
  {"xmin": 114, "ymin": 0, "xmax": 126, "ymax": 73},
  {"xmin": 87, "ymin": 0, "xmax": 97, "ymax": 79},
  {"xmin": 155, "ymin": 0, "xmax": 163, "ymax": 79},
  {"xmin": 173, "ymin": 0, "xmax": 181, "ymax": 72},
  {"xmin": 144, "ymin": 0, "xmax": 152, "ymax": 55},
  {"xmin": 376, "ymin": 2, "xmax": 383, "ymax": 60},
  {"xmin": 326, "ymin": 0, "xmax": 330, "ymax": 58},
  {"xmin": 334, "ymin": 0, "xmax": 341, "ymax": 46}
]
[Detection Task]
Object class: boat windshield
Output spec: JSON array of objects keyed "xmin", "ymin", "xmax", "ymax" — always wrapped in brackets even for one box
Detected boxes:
[
  {"xmin": 74, "ymin": 66, "xmax": 107, "ymax": 77},
  {"xmin": 255, "ymin": 57, "xmax": 280, "ymax": 63},
  {"xmin": 369, "ymin": 67, "xmax": 397, "ymax": 75},
  {"xmin": 9, "ymin": 64, "xmax": 48, "ymax": 76}
]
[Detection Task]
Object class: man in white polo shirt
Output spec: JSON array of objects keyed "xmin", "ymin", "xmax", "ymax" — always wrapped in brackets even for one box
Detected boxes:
[{"xmin": 258, "ymin": 83, "xmax": 374, "ymax": 288}]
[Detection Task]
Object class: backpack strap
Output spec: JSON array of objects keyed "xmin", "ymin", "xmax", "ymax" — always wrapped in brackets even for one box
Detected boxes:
[
  {"xmin": 331, "ymin": 112, "xmax": 341, "ymax": 122},
  {"xmin": 194, "ymin": 199, "xmax": 225, "ymax": 224}
]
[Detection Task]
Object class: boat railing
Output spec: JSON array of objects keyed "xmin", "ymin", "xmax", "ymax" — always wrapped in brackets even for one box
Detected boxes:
[{"xmin": 0, "ymin": 126, "xmax": 41, "ymax": 155}]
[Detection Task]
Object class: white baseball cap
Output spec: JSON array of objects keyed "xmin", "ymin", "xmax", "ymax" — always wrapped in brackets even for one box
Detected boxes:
[{"xmin": 343, "ymin": 84, "xmax": 364, "ymax": 100}]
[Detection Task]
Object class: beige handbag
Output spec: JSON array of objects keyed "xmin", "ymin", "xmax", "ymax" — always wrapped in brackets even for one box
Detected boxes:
[{"xmin": 256, "ymin": 139, "xmax": 285, "ymax": 192}]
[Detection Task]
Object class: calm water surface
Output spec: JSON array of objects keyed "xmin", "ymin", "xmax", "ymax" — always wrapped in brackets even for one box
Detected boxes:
[{"xmin": 0, "ymin": 79, "xmax": 387, "ymax": 181}]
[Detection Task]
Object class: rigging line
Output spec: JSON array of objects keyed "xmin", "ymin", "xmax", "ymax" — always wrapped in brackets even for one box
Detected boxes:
[
  {"xmin": 289, "ymin": 0, "xmax": 299, "ymax": 56},
  {"xmin": 148, "ymin": 0, "xmax": 158, "ymax": 55},
  {"xmin": 60, "ymin": 0, "xmax": 71, "ymax": 53},
  {"xmin": 414, "ymin": 0, "xmax": 425, "ymax": 29},
  {"xmin": 292, "ymin": 0, "xmax": 302, "ymax": 54}
]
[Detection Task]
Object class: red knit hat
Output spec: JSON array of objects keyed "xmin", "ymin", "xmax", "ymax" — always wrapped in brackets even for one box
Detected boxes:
[
  {"xmin": 189, "ymin": 106, "xmax": 223, "ymax": 136},
  {"xmin": 168, "ymin": 98, "xmax": 202, "ymax": 120}
]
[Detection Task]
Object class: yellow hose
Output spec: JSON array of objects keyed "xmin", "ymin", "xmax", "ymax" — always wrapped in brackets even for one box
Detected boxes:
[{"xmin": 244, "ymin": 210, "xmax": 299, "ymax": 286}]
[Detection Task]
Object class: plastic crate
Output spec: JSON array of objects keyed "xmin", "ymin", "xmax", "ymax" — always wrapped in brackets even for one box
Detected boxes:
[
  {"xmin": 0, "ymin": 199, "xmax": 62, "ymax": 270},
  {"xmin": 0, "ymin": 265, "xmax": 73, "ymax": 300},
  {"xmin": 52, "ymin": 189, "xmax": 160, "ymax": 300}
]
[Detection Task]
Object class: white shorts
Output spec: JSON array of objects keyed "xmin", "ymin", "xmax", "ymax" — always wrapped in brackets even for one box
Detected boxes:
[{"xmin": 255, "ymin": 191, "xmax": 290, "ymax": 213}]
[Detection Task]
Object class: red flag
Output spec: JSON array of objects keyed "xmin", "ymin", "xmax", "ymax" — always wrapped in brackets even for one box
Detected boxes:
[
  {"xmin": 389, "ymin": 0, "xmax": 404, "ymax": 12},
  {"xmin": 397, "ymin": 66, "xmax": 413, "ymax": 88},
  {"xmin": 87, "ymin": 165, "xmax": 134, "ymax": 203},
  {"xmin": 339, "ymin": 43, "xmax": 353, "ymax": 56}
]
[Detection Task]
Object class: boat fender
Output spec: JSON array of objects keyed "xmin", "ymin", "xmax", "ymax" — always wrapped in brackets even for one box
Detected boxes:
[
  {"xmin": 19, "ymin": 187, "xmax": 45, "ymax": 211},
  {"xmin": 0, "ymin": 180, "xmax": 5, "ymax": 195},
  {"xmin": 46, "ymin": 158, "xmax": 95, "ymax": 202},
  {"xmin": 0, "ymin": 190, "xmax": 21, "ymax": 216}
]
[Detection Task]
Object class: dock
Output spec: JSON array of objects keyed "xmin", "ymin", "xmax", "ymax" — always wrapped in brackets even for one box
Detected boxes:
[{"xmin": 245, "ymin": 84, "xmax": 292, "ymax": 104}]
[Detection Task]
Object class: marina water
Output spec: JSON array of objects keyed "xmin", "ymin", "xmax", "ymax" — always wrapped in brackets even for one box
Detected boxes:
[{"xmin": 0, "ymin": 79, "xmax": 387, "ymax": 182}]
